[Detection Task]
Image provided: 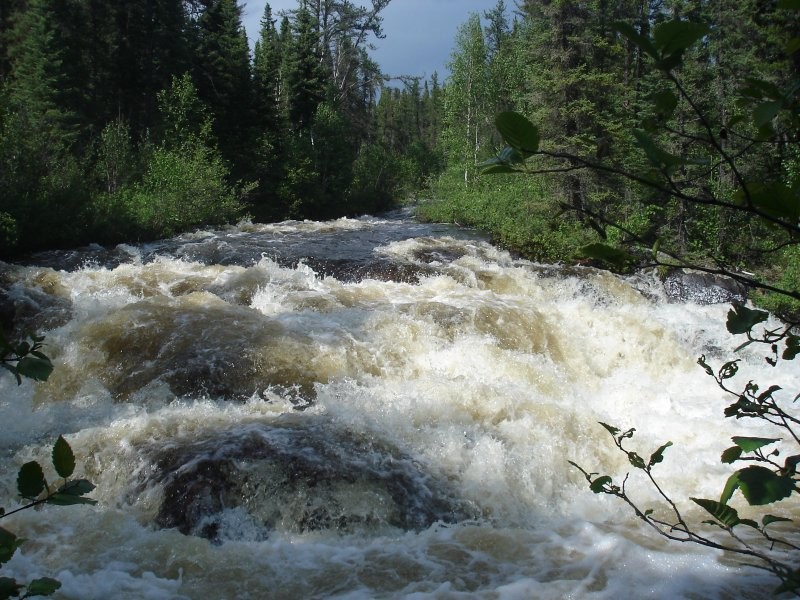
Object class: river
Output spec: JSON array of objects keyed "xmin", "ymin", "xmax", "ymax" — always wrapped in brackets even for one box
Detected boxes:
[{"xmin": 0, "ymin": 210, "xmax": 795, "ymax": 599}]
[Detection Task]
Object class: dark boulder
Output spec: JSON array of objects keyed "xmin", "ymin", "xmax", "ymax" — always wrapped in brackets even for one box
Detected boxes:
[
  {"xmin": 138, "ymin": 418, "xmax": 477, "ymax": 542},
  {"xmin": 663, "ymin": 270, "xmax": 748, "ymax": 305}
]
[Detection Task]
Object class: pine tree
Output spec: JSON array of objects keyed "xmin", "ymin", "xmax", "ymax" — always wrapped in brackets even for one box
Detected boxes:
[
  {"xmin": 0, "ymin": 0, "xmax": 87, "ymax": 249},
  {"xmin": 285, "ymin": 3, "xmax": 326, "ymax": 130},
  {"xmin": 4, "ymin": 0, "xmax": 66, "ymax": 123},
  {"xmin": 518, "ymin": 0, "xmax": 641, "ymax": 228},
  {"xmin": 191, "ymin": 0, "xmax": 252, "ymax": 174},
  {"xmin": 251, "ymin": 2, "xmax": 289, "ymax": 220}
]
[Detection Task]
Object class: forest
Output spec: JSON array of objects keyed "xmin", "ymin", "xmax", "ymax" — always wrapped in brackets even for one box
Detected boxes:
[
  {"xmin": 0, "ymin": 0, "xmax": 443, "ymax": 253},
  {"xmin": 2, "ymin": 1, "xmax": 800, "ymax": 595},
  {"xmin": 0, "ymin": 0, "xmax": 798, "ymax": 306},
  {"xmin": 421, "ymin": 0, "xmax": 799, "ymax": 311}
]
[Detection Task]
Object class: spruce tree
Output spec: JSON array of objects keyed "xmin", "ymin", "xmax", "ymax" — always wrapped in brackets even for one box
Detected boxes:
[
  {"xmin": 0, "ymin": 0, "xmax": 86, "ymax": 249},
  {"xmin": 191, "ymin": 0, "xmax": 253, "ymax": 175},
  {"xmin": 285, "ymin": 3, "xmax": 326, "ymax": 130},
  {"xmin": 251, "ymin": 2, "xmax": 289, "ymax": 219}
]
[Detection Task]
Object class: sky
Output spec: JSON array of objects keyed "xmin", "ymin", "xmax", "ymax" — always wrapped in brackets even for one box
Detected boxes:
[{"xmin": 241, "ymin": 0, "xmax": 509, "ymax": 81}]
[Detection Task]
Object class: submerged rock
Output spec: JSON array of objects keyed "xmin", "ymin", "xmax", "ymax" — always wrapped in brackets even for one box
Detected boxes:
[
  {"xmin": 298, "ymin": 257, "xmax": 435, "ymax": 283},
  {"xmin": 142, "ymin": 419, "xmax": 477, "ymax": 542},
  {"xmin": 663, "ymin": 269, "xmax": 748, "ymax": 305}
]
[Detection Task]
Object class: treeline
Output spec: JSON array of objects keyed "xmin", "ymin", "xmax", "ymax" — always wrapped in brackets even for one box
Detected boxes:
[
  {"xmin": 422, "ymin": 0, "xmax": 799, "ymax": 280},
  {"xmin": 0, "ymin": 0, "xmax": 444, "ymax": 255}
]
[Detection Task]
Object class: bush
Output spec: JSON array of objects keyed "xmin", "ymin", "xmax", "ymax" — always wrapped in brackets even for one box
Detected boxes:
[
  {"xmin": 90, "ymin": 145, "xmax": 246, "ymax": 241},
  {"xmin": 419, "ymin": 167, "xmax": 594, "ymax": 263}
]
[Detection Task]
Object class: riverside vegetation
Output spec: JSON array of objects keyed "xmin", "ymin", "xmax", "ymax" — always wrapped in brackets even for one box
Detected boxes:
[
  {"xmin": 2, "ymin": 0, "xmax": 800, "ymax": 595},
  {"xmin": 475, "ymin": 3, "xmax": 800, "ymax": 595},
  {"xmin": 0, "ymin": 0, "xmax": 444, "ymax": 254}
]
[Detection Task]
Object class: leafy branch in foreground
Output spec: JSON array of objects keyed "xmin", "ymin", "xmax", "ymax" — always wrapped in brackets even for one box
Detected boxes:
[
  {"xmin": 0, "ymin": 332, "xmax": 53, "ymax": 386},
  {"xmin": 481, "ymin": 13, "xmax": 800, "ymax": 305},
  {"xmin": 571, "ymin": 304, "xmax": 800, "ymax": 594},
  {"xmin": 481, "ymin": 7, "xmax": 800, "ymax": 595},
  {"xmin": 0, "ymin": 434, "xmax": 96, "ymax": 600},
  {"xmin": 0, "ymin": 332, "xmax": 95, "ymax": 599}
]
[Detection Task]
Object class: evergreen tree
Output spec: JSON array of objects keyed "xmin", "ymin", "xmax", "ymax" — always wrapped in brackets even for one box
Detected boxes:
[
  {"xmin": 3, "ymin": 0, "xmax": 66, "ymax": 124},
  {"xmin": 42, "ymin": 0, "xmax": 188, "ymax": 144},
  {"xmin": 517, "ymin": 0, "xmax": 642, "ymax": 230},
  {"xmin": 253, "ymin": 2, "xmax": 282, "ymax": 132},
  {"xmin": 0, "ymin": 0, "xmax": 87, "ymax": 250},
  {"xmin": 251, "ymin": 2, "xmax": 289, "ymax": 220},
  {"xmin": 285, "ymin": 3, "xmax": 326, "ymax": 130},
  {"xmin": 191, "ymin": 0, "xmax": 252, "ymax": 174}
]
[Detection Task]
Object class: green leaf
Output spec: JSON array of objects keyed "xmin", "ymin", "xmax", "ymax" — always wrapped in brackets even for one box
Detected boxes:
[
  {"xmin": 612, "ymin": 21, "xmax": 658, "ymax": 58},
  {"xmin": 46, "ymin": 493, "xmax": 97, "ymax": 506},
  {"xmin": 653, "ymin": 20, "xmax": 710, "ymax": 55},
  {"xmin": 0, "ymin": 527, "xmax": 22, "ymax": 565},
  {"xmin": 721, "ymin": 446, "xmax": 743, "ymax": 464},
  {"xmin": 786, "ymin": 37, "xmax": 800, "ymax": 54},
  {"xmin": 495, "ymin": 112, "xmax": 539, "ymax": 154},
  {"xmin": 726, "ymin": 303, "xmax": 768, "ymax": 335},
  {"xmin": 731, "ymin": 436, "xmax": 781, "ymax": 453},
  {"xmin": 632, "ymin": 130, "xmax": 686, "ymax": 171},
  {"xmin": 497, "ymin": 145, "xmax": 525, "ymax": 165},
  {"xmin": 26, "ymin": 577, "xmax": 61, "ymax": 596},
  {"xmin": 752, "ymin": 100, "xmax": 783, "ymax": 127},
  {"xmin": 691, "ymin": 497, "xmax": 740, "ymax": 527},
  {"xmin": 652, "ymin": 90, "xmax": 678, "ymax": 117},
  {"xmin": 718, "ymin": 360, "xmax": 739, "ymax": 380},
  {"xmin": 598, "ymin": 422, "xmax": 620, "ymax": 436},
  {"xmin": 47, "ymin": 479, "xmax": 97, "ymax": 505},
  {"xmin": 739, "ymin": 518, "xmax": 760, "ymax": 528},
  {"xmin": 763, "ymin": 514, "xmax": 792, "ymax": 527},
  {"xmin": 0, "ymin": 577, "xmax": 22, "ymax": 600},
  {"xmin": 590, "ymin": 475, "xmax": 612, "ymax": 493},
  {"xmin": 3, "ymin": 363, "xmax": 22, "ymax": 385},
  {"xmin": 784, "ymin": 455, "xmax": 800, "ymax": 475},
  {"xmin": 720, "ymin": 466, "xmax": 795, "ymax": 506},
  {"xmin": 56, "ymin": 479, "xmax": 95, "ymax": 497},
  {"xmin": 17, "ymin": 462, "xmax": 45, "ymax": 499},
  {"xmin": 757, "ymin": 385, "xmax": 782, "ymax": 403},
  {"xmin": 724, "ymin": 395, "xmax": 762, "ymax": 418},
  {"xmin": 648, "ymin": 441, "xmax": 673, "ymax": 467},
  {"xmin": 777, "ymin": 0, "xmax": 800, "ymax": 8},
  {"xmin": 52, "ymin": 436, "xmax": 75, "ymax": 479},
  {"xmin": 15, "ymin": 356, "xmax": 53, "ymax": 382},
  {"xmin": 579, "ymin": 243, "xmax": 636, "ymax": 269},
  {"xmin": 628, "ymin": 452, "xmax": 646, "ymax": 469},
  {"xmin": 749, "ymin": 182, "xmax": 800, "ymax": 222},
  {"xmin": 784, "ymin": 335, "xmax": 800, "ymax": 360},
  {"xmin": 481, "ymin": 164, "xmax": 517, "ymax": 175},
  {"xmin": 740, "ymin": 78, "xmax": 783, "ymax": 101},
  {"xmin": 651, "ymin": 238, "xmax": 662, "ymax": 260},
  {"xmin": 697, "ymin": 355, "xmax": 714, "ymax": 377}
]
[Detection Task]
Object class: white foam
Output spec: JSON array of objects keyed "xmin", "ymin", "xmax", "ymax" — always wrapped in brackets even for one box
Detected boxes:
[{"xmin": 1, "ymin": 226, "xmax": 796, "ymax": 598}]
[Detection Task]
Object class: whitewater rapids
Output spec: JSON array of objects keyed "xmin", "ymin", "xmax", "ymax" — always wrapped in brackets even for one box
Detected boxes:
[{"xmin": 0, "ymin": 212, "xmax": 795, "ymax": 599}]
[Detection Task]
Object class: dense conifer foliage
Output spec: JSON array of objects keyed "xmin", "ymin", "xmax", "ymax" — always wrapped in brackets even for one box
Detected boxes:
[
  {"xmin": 0, "ymin": 0, "xmax": 447, "ymax": 254},
  {"xmin": 421, "ymin": 0, "xmax": 799, "ymax": 300},
  {"xmin": 2, "ymin": 0, "xmax": 795, "ymax": 285}
]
